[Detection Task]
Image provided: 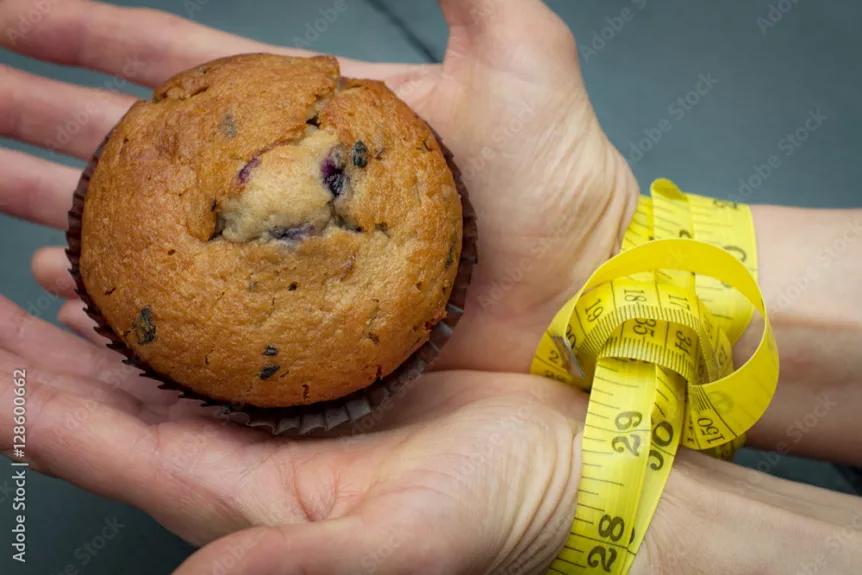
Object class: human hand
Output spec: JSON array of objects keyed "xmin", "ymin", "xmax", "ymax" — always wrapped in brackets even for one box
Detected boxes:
[
  {"xmin": 3, "ymin": 3, "xmax": 862, "ymax": 574},
  {"xmin": 0, "ymin": 293, "xmax": 587, "ymax": 572},
  {"xmin": 1, "ymin": 0, "xmax": 640, "ymax": 376},
  {"xmin": 13, "ymin": 295, "xmax": 860, "ymax": 575},
  {"xmin": 0, "ymin": 0, "xmax": 638, "ymax": 571}
]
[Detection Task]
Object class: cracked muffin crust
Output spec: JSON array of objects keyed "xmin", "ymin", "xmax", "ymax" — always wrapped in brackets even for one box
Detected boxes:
[{"xmin": 78, "ymin": 54, "xmax": 464, "ymax": 408}]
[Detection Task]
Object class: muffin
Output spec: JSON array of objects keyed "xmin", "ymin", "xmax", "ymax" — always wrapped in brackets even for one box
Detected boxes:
[{"xmin": 67, "ymin": 54, "xmax": 476, "ymax": 419}]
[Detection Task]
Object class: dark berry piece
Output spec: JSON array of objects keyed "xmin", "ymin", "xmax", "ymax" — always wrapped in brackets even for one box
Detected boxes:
[
  {"xmin": 132, "ymin": 307, "xmax": 156, "ymax": 345},
  {"xmin": 221, "ymin": 114, "xmax": 237, "ymax": 138},
  {"xmin": 324, "ymin": 172, "xmax": 346, "ymax": 196},
  {"xmin": 238, "ymin": 157, "xmax": 260, "ymax": 184},
  {"xmin": 328, "ymin": 145, "xmax": 345, "ymax": 170},
  {"xmin": 352, "ymin": 141, "xmax": 368, "ymax": 167},
  {"xmin": 259, "ymin": 365, "xmax": 280, "ymax": 380},
  {"xmin": 264, "ymin": 345, "xmax": 278, "ymax": 356},
  {"xmin": 445, "ymin": 238, "xmax": 457, "ymax": 269},
  {"xmin": 269, "ymin": 223, "xmax": 316, "ymax": 242},
  {"xmin": 321, "ymin": 145, "xmax": 347, "ymax": 195}
]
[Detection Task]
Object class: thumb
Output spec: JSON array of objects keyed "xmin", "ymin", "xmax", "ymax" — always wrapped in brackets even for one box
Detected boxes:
[
  {"xmin": 438, "ymin": 0, "xmax": 580, "ymax": 82},
  {"xmin": 173, "ymin": 515, "xmax": 457, "ymax": 575}
]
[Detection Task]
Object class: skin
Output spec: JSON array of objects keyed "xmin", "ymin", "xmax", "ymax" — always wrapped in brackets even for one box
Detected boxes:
[{"xmin": 1, "ymin": 1, "xmax": 861, "ymax": 573}]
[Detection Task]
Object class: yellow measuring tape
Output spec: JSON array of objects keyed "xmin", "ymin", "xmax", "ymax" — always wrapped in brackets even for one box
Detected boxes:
[{"xmin": 531, "ymin": 179, "xmax": 779, "ymax": 574}]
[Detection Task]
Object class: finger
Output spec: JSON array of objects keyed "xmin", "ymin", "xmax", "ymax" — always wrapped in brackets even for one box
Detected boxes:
[
  {"xmin": 0, "ymin": 65, "xmax": 134, "ymax": 160},
  {"xmin": 0, "ymin": 366, "xmax": 281, "ymax": 544},
  {"xmin": 0, "ymin": 295, "xmax": 178, "ymax": 405},
  {"xmin": 0, "ymin": 0, "xmax": 423, "ymax": 87},
  {"xmin": 0, "ymin": 365, "xmax": 160, "ymax": 512},
  {"xmin": 439, "ymin": 0, "xmax": 570, "ymax": 46},
  {"xmin": 0, "ymin": 344, "xmax": 214, "ymax": 426},
  {"xmin": 0, "ymin": 348, "xmax": 143, "ymax": 416},
  {"xmin": 57, "ymin": 299, "xmax": 109, "ymax": 345},
  {"xmin": 174, "ymin": 512, "xmax": 455, "ymax": 575},
  {"xmin": 32, "ymin": 247, "xmax": 77, "ymax": 298},
  {"xmin": 0, "ymin": 148, "xmax": 79, "ymax": 229}
]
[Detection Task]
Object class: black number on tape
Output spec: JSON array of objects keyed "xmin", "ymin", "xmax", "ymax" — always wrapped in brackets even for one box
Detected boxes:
[
  {"xmin": 543, "ymin": 370, "xmax": 567, "ymax": 383},
  {"xmin": 586, "ymin": 299, "xmax": 604, "ymax": 323},
  {"xmin": 697, "ymin": 417, "xmax": 726, "ymax": 444},
  {"xmin": 648, "ymin": 449, "xmax": 664, "ymax": 470},
  {"xmin": 675, "ymin": 331, "xmax": 693, "ymax": 354},
  {"xmin": 615, "ymin": 411, "xmax": 643, "ymax": 430},
  {"xmin": 624, "ymin": 289, "xmax": 647, "ymax": 303},
  {"xmin": 598, "ymin": 515, "xmax": 626, "ymax": 542},
  {"xmin": 549, "ymin": 349, "xmax": 560, "ymax": 363},
  {"xmin": 679, "ymin": 229, "xmax": 692, "ymax": 238},
  {"xmin": 611, "ymin": 435, "xmax": 641, "ymax": 456},
  {"xmin": 587, "ymin": 547, "xmax": 618, "ymax": 572},
  {"xmin": 652, "ymin": 421, "xmax": 674, "ymax": 447},
  {"xmin": 717, "ymin": 346, "xmax": 729, "ymax": 370},
  {"xmin": 667, "ymin": 294, "xmax": 691, "ymax": 311},
  {"xmin": 713, "ymin": 199, "xmax": 739, "ymax": 210},
  {"xmin": 565, "ymin": 324, "xmax": 577, "ymax": 348},
  {"xmin": 710, "ymin": 391, "xmax": 734, "ymax": 414},
  {"xmin": 633, "ymin": 318, "xmax": 657, "ymax": 337},
  {"xmin": 648, "ymin": 421, "xmax": 674, "ymax": 471},
  {"xmin": 723, "ymin": 245, "xmax": 747, "ymax": 263}
]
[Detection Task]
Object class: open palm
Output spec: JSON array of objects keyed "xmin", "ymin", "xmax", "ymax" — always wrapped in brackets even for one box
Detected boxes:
[
  {"xmin": 1, "ymin": 296, "xmax": 584, "ymax": 572},
  {"xmin": 0, "ymin": 0, "xmax": 639, "ymax": 572}
]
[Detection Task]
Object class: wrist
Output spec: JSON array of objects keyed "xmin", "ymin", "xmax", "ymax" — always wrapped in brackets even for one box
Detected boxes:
[
  {"xmin": 488, "ymin": 394, "xmax": 584, "ymax": 575},
  {"xmin": 633, "ymin": 449, "xmax": 862, "ymax": 575},
  {"xmin": 735, "ymin": 205, "xmax": 862, "ymax": 463}
]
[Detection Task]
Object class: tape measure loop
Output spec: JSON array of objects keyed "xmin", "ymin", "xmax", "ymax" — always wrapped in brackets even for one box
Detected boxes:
[{"xmin": 531, "ymin": 181, "xmax": 778, "ymax": 574}]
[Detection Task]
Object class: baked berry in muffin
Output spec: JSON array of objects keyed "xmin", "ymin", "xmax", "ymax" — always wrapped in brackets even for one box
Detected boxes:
[{"xmin": 72, "ymin": 54, "xmax": 470, "ymax": 408}]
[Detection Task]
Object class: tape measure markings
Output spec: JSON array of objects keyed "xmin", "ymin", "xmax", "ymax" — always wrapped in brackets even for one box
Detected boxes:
[{"xmin": 532, "ymin": 179, "xmax": 779, "ymax": 575}]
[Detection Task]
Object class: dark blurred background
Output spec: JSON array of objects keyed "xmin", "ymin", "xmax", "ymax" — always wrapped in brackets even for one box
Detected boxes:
[{"xmin": 2, "ymin": 0, "xmax": 861, "ymax": 573}]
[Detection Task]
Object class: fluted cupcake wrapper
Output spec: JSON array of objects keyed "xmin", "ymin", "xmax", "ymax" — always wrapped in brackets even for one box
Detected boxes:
[{"xmin": 65, "ymin": 125, "xmax": 477, "ymax": 436}]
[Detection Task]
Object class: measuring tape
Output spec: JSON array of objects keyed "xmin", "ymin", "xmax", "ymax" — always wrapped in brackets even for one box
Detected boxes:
[{"xmin": 531, "ymin": 179, "xmax": 779, "ymax": 575}]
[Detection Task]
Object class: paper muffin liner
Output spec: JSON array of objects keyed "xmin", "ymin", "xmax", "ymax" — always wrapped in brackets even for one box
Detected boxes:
[{"xmin": 66, "ymin": 126, "xmax": 477, "ymax": 436}]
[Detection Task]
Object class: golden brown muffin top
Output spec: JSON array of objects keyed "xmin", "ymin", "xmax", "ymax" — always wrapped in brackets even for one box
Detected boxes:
[{"xmin": 80, "ymin": 54, "xmax": 463, "ymax": 407}]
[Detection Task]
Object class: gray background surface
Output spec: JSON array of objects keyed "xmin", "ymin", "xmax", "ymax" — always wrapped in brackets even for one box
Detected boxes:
[{"xmin": 1, "ymin": 0, "xmax": 861, "ymax": 573}]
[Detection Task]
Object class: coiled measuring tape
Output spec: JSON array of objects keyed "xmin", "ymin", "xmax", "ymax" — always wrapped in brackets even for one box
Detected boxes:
[{"xmin": 531, "ymin": 179, "xmax": 779, "ymax": 575}]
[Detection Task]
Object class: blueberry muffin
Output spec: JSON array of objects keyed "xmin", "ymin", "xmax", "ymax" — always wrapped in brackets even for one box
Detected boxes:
[{"xmin": 71, "ymin": 54, "xmax": 471, "ymax": 408}]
